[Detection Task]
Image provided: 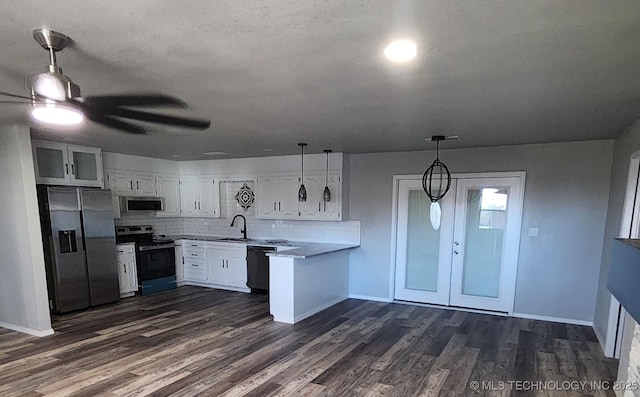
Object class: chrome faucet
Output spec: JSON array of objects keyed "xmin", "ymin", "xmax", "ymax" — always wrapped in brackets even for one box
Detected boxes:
[{"xmin": 230, "ymin": 215, "xmax": 247, "ymax": 240}]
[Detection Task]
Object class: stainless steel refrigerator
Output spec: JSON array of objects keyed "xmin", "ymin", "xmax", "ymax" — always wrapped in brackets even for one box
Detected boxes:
[{"xmin": 38, "ymin": 186, "xmax": 120, "ymax": 313}]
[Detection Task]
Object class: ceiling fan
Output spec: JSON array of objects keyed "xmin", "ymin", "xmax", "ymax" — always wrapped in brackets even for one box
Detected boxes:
[{"xmin": 0, "ymin": 29, "xmax": 211, "ymax": 134}]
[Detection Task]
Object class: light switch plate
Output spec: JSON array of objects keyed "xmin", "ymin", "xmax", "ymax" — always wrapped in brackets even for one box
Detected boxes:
[{"xmin": 528, "ymin": 227, "xmax": 539, "ymax": 237}]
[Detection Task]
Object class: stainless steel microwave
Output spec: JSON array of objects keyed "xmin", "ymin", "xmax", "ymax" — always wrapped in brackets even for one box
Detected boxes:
[{"xmin": 119, "ymin": 196, "xmax": 164, "ymax": 212}]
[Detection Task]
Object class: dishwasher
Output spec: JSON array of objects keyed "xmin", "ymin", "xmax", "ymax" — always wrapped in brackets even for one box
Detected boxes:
[{"xmin": 246, "ymin": 246, "xmax": 274, "ymax": 293}]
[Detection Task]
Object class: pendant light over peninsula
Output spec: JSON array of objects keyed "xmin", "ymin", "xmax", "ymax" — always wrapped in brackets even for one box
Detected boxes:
[
  {"xmin": 422, "ymin": 135, "xmax": 459, "ymax": 230},
  {"xmin": 323, "ymin": 149, "xmax": 332, "ymax": 202},
  {"xmin": 298, "ymin": 143, "xmax": 307, "ymax": 202}
]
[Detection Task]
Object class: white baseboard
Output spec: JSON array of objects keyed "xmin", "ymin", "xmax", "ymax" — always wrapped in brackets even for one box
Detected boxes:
[
  {"xmin": 512, "ymin": 312, "xmax": 593, "ymax": 326},
  {"xmin": 294, "ymin": 296, "xmax": 349, "ymax": 323},
  {"xmin": 348, "ymin": 294, "xmax": 393, "ymax": 303},
  {"xmin": 0, "ymin": 321, "xmax": 54, "ymax": 337}
]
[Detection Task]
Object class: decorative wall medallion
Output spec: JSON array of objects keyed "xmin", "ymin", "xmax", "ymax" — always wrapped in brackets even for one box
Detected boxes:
[{"xmin": 235, "ymin": 183, "xmax": 255, "ymax": 211}]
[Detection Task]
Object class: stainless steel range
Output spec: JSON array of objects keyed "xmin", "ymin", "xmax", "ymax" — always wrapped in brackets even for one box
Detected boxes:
[{"xmin": 115, "ymin": 225, "xmax": 176, "ymax": 295}]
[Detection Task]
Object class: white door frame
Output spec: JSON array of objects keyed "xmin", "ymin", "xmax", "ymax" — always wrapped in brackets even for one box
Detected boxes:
[
  {"xmin": 602, "ymin": 152, "xmax": 640, "ymax": 358},
  {"xmin": 389, "ymin": 171, "xmax": 526, "ymax": 314}
]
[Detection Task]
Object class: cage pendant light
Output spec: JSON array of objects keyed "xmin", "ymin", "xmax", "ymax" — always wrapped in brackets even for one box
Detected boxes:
[
  {"xmin": 323, "ymin": 150, "xmax": 332, "ymax": 202},
  {"xmin": 298, "ymin": 143, "xmax": 307, "ymax": 202},
  {"xmin": 422, "ymin": 135, "xmax": 457, "ymax": 230}
]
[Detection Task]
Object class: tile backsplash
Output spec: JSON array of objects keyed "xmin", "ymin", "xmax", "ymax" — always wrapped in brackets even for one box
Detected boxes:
[{"xmin": 115, "ymin": 180, "xmax": 361, "ymax": 244}]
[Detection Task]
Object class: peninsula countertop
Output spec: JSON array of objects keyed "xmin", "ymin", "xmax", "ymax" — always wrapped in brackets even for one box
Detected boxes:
[{"xmin": 167, "ymin": 235, "xmax": 359, "ymax": 259}]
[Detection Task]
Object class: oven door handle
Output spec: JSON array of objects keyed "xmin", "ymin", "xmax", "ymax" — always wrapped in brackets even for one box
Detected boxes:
[{"xmin": 138, "ymin": 243, "xmax": 176, "ymax": 251}]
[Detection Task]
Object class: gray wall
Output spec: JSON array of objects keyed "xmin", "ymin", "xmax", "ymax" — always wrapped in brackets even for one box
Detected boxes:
[
  {"xmin": 594, "ymin": 118, "xmax": 640, "ymax": 344},
  {"xmin": 349, "ymin": 140, "xmax": 613, "ymax": 322},
  {"xmin": 0, "ymin": 126, "xmax": 52, "ymax": 335}
]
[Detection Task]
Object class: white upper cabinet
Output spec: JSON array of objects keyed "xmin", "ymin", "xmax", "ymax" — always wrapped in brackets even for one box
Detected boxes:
[
  {"xmin": 255, "ymin": 175, "xmax": 300, "ymax": 219},
  {"xmin": 180, "ymin": 176, "xmax": 220, "ymax": 218},
  {"xmin": 107, "ymin": 170, "xmax": 157, "ymax": 197},
  {"xmin": 156, "ymin": 175, "xmax": 181, "ymax": 217},
  {"xmin": 255, "ymin": 169, "xmax": 346, "ymax": 221},
  {"xmin": 33, "ymin": 140, "xmax": 104, "ymax": 188}
]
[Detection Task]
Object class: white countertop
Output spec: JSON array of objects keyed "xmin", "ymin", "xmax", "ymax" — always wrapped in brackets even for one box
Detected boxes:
[{"xmin": 168, "ymin": 235, "xmax": 359, "ymax": 259}]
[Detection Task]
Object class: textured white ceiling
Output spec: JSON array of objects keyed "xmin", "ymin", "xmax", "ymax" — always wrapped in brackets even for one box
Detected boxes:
[{"xmin": 1, "ymin": 1, "xmax": 639, "ymax": 159}]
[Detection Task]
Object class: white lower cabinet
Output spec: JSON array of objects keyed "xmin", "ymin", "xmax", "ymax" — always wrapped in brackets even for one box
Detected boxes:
[
  {"xmin": 116, "ymin": 243, "xmax": 138, "ymax": 297},
  {"xmin": 180, "ymin": 240, "xmax": 249, "ymax": 292},
  {"xmin": 174, "ymin": 240, "xmax": 184, "ymax": 285}
]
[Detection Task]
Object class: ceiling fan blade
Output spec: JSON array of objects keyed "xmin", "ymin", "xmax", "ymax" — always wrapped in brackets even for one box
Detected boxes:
[
  {"xmin": 0, "ymin": 91, "xmax": 33, "ymax": 101},
  {"xmin": 85, "ymin": 113, "xmax": 147, "ymax": 134},
  {"xmin": 81, "ymin": 93, "xmax": 188, "ymax": 109},
  {"xmin": 98, "ymin": 107, "xmax": 211, "ymax": 130},
  {"xmin": 0, "ymin": 100, "xmax": 31, "ymax": 104}
]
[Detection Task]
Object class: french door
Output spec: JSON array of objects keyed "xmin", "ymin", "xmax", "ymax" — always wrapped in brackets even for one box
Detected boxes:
[{"xmin": 394, "ymin": 174, "xmax": 524, "ymax": 313}]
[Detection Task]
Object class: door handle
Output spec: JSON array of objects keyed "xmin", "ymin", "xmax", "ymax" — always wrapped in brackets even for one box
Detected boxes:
[
  {"xmin": 123, "ymin": 264, "xmax": 126, "ymax": 273},
  {"xmin": 273, "ymin": 202, "xmax": 276, "ymax": 211},
  {"xmin": 65, "ymin": 163, "xmax": 69, "ymax": 175},
  {"xmin": 319, "ymin": 202, "xmax": 321, "ymax": 211},
  {"xmin": 194, "ymin": 201, "xmax": 197, "ymax": 210},
  {"xmin": 130, "ymin": 181, "xmax": 133, "ymax": 189},
  {"xmin": 71, "ymin": 164, "xmax": 75, "ymax": 175},
  {"xmin": 137, "ymin": 181, "xmax": 139, "ymax": 190},
  {"xmin": 222, "ymin": 259, "xmax": 224, "ymax": 268},
  {"xmin": 279, "ymin": 202, "xmax": 281, "ymax": 211}
]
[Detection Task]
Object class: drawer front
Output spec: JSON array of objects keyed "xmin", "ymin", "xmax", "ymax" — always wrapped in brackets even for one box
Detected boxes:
[
  {"xmin": 184, "ymin": 240, "xmax": 206, "ymax": 249},
  {"xmin": 184, "ymin": 250, "xmax": 205, "ymax": 260},
  {"xmin": 184, "ymin": 267, "xmax": 206, "ymax": 282}
]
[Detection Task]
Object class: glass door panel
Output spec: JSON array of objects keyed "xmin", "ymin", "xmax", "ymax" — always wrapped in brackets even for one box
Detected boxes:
[
  {"xmin": 394, "ymin": 179, "xmax": 454, "ymax": 305},
  {"xmin": 450, "ymin": 178, "xmax": 523, "ymax": 312},
  {"xmin": 405, "ymin": 190, "xmax": 439, "ymax": 292},
  {"xmin": 72, "ymin": 151, "xmax": 98, "ymax": 181}
]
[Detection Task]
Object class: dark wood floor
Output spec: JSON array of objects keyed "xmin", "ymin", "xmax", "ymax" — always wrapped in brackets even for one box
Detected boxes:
[{"xmin": 0, "ymin": 286, "xmax": 617, "ymax": 396}]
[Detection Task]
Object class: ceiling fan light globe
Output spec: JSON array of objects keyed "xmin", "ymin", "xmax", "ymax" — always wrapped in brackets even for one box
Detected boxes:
[
  {"xmin": 32, "ymin": 104, "xmax": 84, "ymax": 125},
  {"xmin": 32, "ymin": 72, "xmax": 66, "ymax": 101}
]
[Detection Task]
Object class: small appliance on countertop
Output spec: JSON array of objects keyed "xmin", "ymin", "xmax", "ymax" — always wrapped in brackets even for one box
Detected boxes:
[{"xmin": 115, "ymin": 225, "xmax": 176, "ymax": 295}]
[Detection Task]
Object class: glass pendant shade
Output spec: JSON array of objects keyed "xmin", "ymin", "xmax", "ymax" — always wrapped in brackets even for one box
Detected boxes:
[
  {"xmin": 298, "ymin": 184, "xmax": 307, "ymax": 202},
  {"xmin": 323, "ymin": 185, "xmax": 331, "ymax": 202},
  {"xmin": 298, "ymin": 143, "xmax": 307, "ymax": 202},
  {"xmin": 323, "ymin": 149, "xmax": 332, "ymax": 202}
]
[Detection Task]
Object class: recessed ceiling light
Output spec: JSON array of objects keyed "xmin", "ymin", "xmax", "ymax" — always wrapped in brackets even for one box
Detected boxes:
[
  {"xmin": 203, "ymin": 151, "xmax": 230, "ymax": 156},
  {"xmin": 384, "ymin": 39, "xmax": 417, "ymax": 63},
  {"xmin": 262, "ymin": 148, "xmax": 274, "ymax": 152}
]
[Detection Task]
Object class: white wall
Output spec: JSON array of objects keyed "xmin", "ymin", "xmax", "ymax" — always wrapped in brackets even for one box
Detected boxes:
[
  {"xmin": 0, "ymin": 126, "xmax": 52, "ymax": 336},
  {"xmin": 594, "ymin": 118, "xmax": 640, "ymax": 350},
  {"xmin": 349, "ymin": 140, "xmax": 613, "ymax": 323}
]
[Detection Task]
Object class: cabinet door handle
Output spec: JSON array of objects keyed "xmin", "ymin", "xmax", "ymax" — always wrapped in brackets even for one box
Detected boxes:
[
  {"xmin": 65, "ymin": 163, "xmax": 69, "ymax": 175},
  {"xmin": 273, "ymin": 202, "xmax": 276, "ymax": 211},
  {"xmin": 324, "ymin": 203, "xmax": 326, "ymax": 212},
  {"xmin": 198, "ymin": 201, "xmax": 201, "ymax": 210},
  {"xmin": 137, "ymin": 181, "xmax": 139, "ymax": 190},
  {"xmin": 71, "ymin": 164, "xmax": 75, "ymax": 175},
  {"xmin": 130, "ymin": 181, "xmax": 133, "ymax": 189},
  {"xmin": 319, "ymin": 202, "xmax": 321, "ymax": 211},
  {"xmin": 194, "ymin": 201, "xmax": 197, "ymax": 210},
  {"xmin": 279, "ymin": 202, "xmax": 281, "ymax": 211},
  {"xmin": 123, "ymin": 264, "xmax": 126, "ymax": 273},
  {"xmin": 222, "ymin": 259, "xmax": 224, "ymax": 268}
]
